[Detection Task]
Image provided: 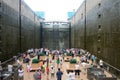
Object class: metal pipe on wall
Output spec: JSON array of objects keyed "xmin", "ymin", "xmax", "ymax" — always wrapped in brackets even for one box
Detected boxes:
[
  {"xmin": 19, "ymin": 0, "xmax": 22, "ymax": 53},
  {"xmin": 69, "ymin": 22, "xmax": 71, "ymax": 48},
  {"xmin": 40, "ymin": 22, "xmax": 43, "ymax": 48},
  {"xmin": 34, "ymin": 13, "xmax": 35, "ymax": 48},
  {"xmin": 84, "ymin": 0, "xmax": 87, "ymax": 50}
]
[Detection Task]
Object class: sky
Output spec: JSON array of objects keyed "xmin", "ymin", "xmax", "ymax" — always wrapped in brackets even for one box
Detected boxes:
[{"xmin": 23, "ymin": 0, "xmax": 84, "ymax": 21}]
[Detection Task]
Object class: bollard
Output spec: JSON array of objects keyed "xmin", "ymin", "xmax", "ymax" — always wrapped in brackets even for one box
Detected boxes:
[
  {"xmin": 13, "ymin": 56, "xmax": 17, "ymax": 61},
  {"xmin": 0, "ymin": 61, "xmax": 3, "ymax": 80},
  {"xmin": 0, "ymin": 61, "xmax": 2, "ymax": 71},
  {"xmin": 107, "ymin": 66, "xmax": 109, "ymax": 71}
]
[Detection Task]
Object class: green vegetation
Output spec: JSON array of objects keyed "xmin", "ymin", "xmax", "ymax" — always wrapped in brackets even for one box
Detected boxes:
[
  {"xmin": 32, "ymin": 59, "xmax": 40, "ymax": 63},
  {"xmin": 69, "ymin": 59, "xmax": 77, "ymax": 64}
]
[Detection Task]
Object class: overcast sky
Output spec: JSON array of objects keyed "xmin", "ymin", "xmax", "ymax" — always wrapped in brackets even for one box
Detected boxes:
[{"xmin": 24, "ymin": 0, "xmax": 84, "ymax": 21}]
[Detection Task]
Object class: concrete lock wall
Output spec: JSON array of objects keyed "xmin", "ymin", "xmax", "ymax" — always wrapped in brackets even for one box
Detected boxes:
[
  {"xmin": 0, "ymin": 0, "xmax": 42, "ymax": 62},
  {"xmin": 0, "ymin": 0, "xmax": 120, "ymax": 71},
  {"xmin": 71, "ymin": 2, "xmax": 85, "ymax": 49},
  {"xmin": 71, "ymin": 0, "xmax": 120, "ymax": 69},
  {"xmin": 42, "ymin": 22, "xmax": 70, "ymax": 49}
]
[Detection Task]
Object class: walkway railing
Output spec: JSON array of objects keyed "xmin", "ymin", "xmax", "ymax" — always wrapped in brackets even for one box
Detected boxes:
[
  {"xmin": 1, "ymin": 57, "xmax": 15, "ymax": 68},
  {"xmin": 0, "ymin": 55, "xmax": 21, "ymax": 80},
  {"xmin": 96, "ymin": 57, "xmax": 120, "ymax": 79}
]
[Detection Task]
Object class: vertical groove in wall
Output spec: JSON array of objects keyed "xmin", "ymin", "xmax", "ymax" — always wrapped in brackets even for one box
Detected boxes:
[
  {"xmin": 84, "ymin": 0, "xmax": 87, "ymax": 50},
  {"xmin": 19, "ymin": 0, "xmax": 21, "ymax": 53}
]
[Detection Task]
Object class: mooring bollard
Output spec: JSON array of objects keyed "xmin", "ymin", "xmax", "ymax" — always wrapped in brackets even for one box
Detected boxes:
[{"xmin": 0, "ymin": 61, "xmax": 3, "ymax": 80}]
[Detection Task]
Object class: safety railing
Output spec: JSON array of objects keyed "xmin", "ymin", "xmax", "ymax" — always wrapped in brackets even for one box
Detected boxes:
[
  {"xmin": 0, "ymin": 55, "xmax": 21, "ymax": 80},
  {"xmin": 95, "ymin": 57, "xmax": 120, "ymax": 79}
]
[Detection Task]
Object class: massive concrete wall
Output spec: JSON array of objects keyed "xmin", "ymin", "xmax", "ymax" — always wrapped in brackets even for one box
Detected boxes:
[
  {"xmin": 71, "ymin": 0, "xmax": 120, "ymax": 69},
  {"xmin": 71, "ymin": 2, "xmax": 85, "ymax": 49},
  {"xmin": 42, "ymin": 22, "xmax": 70, "ymax": 49},
  {"xmin": 0, "ymin": 0, "xmax": 42, "ymax": 62}
]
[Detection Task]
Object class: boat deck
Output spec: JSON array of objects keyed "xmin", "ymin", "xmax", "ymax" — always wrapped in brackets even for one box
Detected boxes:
[{"xmin": 22, "ymin": 55, "xmax": 112, "ymax": 80}]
